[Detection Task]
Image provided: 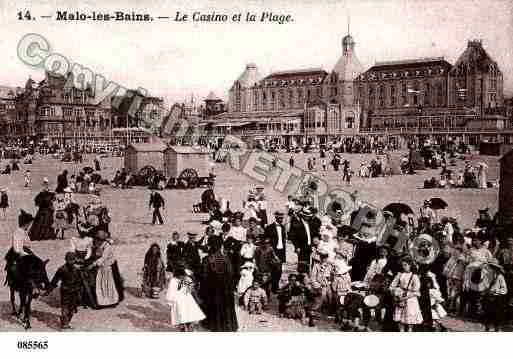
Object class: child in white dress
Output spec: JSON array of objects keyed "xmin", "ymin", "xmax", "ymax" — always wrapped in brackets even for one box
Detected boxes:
[
  {"xmin": 390, "ymin": 257, "xmax": 423, "ymax": 331},
  {"xmin": 166, "ymin": 264, "xmax": 205, "ymax": 331},
  {"xmin": 237, "ymin": 261, "xmax": 256, "ymax": 297}
]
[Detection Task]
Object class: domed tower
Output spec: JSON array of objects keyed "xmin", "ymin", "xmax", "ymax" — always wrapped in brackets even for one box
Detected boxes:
[
  {"xmin": 342, "ymin": 34, "xmax": 356, "ymax": 56},
  {"xmin": 331, "ymin": 29, "xmax": 363, "ymax": 105}
]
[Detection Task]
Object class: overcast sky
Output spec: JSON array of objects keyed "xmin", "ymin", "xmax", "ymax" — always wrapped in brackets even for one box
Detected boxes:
[{"xmin": 0, "ymin": 0, "xmax": 511, "ymax": 107}]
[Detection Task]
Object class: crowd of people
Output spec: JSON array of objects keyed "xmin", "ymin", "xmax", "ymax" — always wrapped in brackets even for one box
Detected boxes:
[{"xmin": 2, "ymin": 142, "xmax": 510, "ymax": 333}]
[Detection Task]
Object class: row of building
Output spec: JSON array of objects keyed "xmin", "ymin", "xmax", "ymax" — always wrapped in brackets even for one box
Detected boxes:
[
  {"xmin": 2, "ymin": 30, "xmax": 510, "ymax": 150},
  {"xmin": 191, "ymin": 32, "xmax": 510, "ymax": 148},
  {"xmin": 0, "ymin": 72, "xmax": 180, "ymax": 148}
]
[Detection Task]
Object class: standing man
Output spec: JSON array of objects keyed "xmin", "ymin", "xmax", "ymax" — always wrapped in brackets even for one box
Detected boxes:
[
  {"xmin": 289, "ymin": 208, "xmax": 314, "ymax": 273},
  {"xmin": 265, "ymin": 211, "xmax": 287, "ymax": 293},
  {"xmin": 149, "ymin": 190, "xmax": 165, "ymax": 225},
  {"xmin": 289, "ymin": 155, "xmax": 295, "ymax": 168}
]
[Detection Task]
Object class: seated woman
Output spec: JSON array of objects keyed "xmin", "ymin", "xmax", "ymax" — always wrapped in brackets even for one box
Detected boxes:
[
  {"xmin": 82, "ymin": 230, "xmax": 124, "ymax": 309},
  {"xmin": 5, "ymin": 210, "xmax": 38, "ymax": 286}
]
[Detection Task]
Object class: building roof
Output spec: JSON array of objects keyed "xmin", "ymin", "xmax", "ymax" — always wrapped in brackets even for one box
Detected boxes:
[
  {"xmin": 205, "ymin": 91, "xmax": 221, "ymax": 101},
  {"xmin": 332, "ymin": 51, "xmax": 363, "ymax": 81},
  {"xmin": 266, "ymin": 68, "xmax": 325, "ymax": 77},
  {"xmin": 127, "ymin": 142, "xmax": 168, "ymax": 152},
  {"xmin": 367, "ymin": 57, "xmax": 452, "ymax": 72},
  {"xmin": 452, "ymin": 40, "xmax": 499, "ymax": 73},
  {"xmin": 0, "ymin": 86, "xmax": 18, "ymax": 99},
  {"xmin": 212, "ymin": 109, "xmax": 304, "ymax": 120},
  {"xmin": 168, "ymin": 145, "xmax": 212, "ymax": 154},
  {"xmin": 235, "ymin": 63, "xmax": 262, "ymax": 88}
]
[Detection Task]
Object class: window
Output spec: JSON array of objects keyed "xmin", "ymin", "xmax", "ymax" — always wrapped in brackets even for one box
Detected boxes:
[
  {"xmin": 425, "ymin": 83, "xmax": 431, "ymax": 106},
  {"xmin": 390, "ymin": 85, "xmax": 396, "ymax": 107},
  {"xmin": 437, "ymin": 83, "xmax": 444, "ymax": 106},
  {"xmin": 378, "ymin": 85, "xmax": 385, "ymax": 108},
  {"xmin": 331, "ymin": 87, "xmax": 338, "ymax": 96},
  {"xmin": 402, "ymin": 83, "xmax": 407, "ymax": 106},
  {"xmin": 368, "ymin": 85, "xmax": 375, "ymax": 108},
  {"xmin": 63, "ymin": 107, "xmax": 73, "ymax": 118}
]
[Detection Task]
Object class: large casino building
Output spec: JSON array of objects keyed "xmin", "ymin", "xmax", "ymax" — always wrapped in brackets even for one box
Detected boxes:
[
  {"xmin": 357, "ymin": 40, "xmax": 506, "ymax": 146},
  {"xmin": 209, "ymin": 31, "xmax": 364, "ymax": 147},
  {"xmin": 203, "ymin": 35, "xmax": 509, "ymax": 148}
]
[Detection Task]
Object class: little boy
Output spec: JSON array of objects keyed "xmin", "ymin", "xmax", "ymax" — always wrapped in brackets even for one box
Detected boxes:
[
  {"xmin": 45, "ymin": 252, "xmax": 83, "ymax": 330},
  {"xmin": 243, "ymin": 279, "xmax": 268, "ymax": 314},
  {"xmin": 24, "ymin": 169, "xmax": 31, "ymax": 188}
]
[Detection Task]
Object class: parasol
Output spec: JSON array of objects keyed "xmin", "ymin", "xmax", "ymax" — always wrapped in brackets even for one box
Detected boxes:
[
  {"xmin": 429, "ymin": 197, "xmax": 448, "ymax": 210},
  {"xmin": 383, "ymin": 203, "xmax": 414, "ymax": 219}
]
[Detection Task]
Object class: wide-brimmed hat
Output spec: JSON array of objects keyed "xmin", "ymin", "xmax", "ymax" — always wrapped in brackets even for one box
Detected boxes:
[
  {"xmin": 273, "ymin": 210, "xmax": 285, "ymax": 217},
  {"xmin": 64, "ymin": 187, "xmax": 72, "ymax": 193},
  {"xmin": 487, "ymin": 258, "xmax": 505, "ymax": 274},
  {"xmin": 334, "ymin": 262, "xmax": 352, "ymax": 275},
  {"xmin": 43, "ymin": 177, "xmax": 49, "ymax": 184},
  {"xmin": 0, "ymin": 187, "xmax": 7, "ymax": 192}
]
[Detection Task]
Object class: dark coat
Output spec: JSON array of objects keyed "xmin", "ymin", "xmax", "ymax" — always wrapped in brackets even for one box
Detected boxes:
[
  {"xmin": 49, "ymin": 264, "xmax": 82, "ymax": 307},
  {"xmin": 265, "ymin": 222, "xmax": 287, "ymax": 263},
  {"xmin": 149, "ymin": 192, "xmax": 165, "ymax": 209},
  {"xmin": 56, "ymin": 173, "xmax": 68, "ymax": 193},
  {"xmin": 201, "ymin": 252, "xmax": 238, "ymax": 332},
  {"xmin": 166, "ymin": 242, "xmax": 200, "ymax": 273}
]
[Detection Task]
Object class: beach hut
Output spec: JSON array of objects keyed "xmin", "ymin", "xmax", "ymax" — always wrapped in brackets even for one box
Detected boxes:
[
  {"xmin": 124, "ymin": 142, "xmax": 168, "ymax": 175},
  {"xmin": 163, "ymin": 146, "xmax": 213, "ymax": 188},
  {"xmin": 499, "ymin": 149, "xmax": 513, "ymax": 227}
]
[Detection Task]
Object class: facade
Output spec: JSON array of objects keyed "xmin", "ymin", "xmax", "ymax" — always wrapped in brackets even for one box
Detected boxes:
[
  {"xmin": 111, "ymin": 89, "xmax": 164, "ymax": 136},
  {"xmin": 14, "ymin": 72, "xmax": 112, "ymax": 146},
  {"xmin": 0, "ymin": 86, "xmax": 20, "ymax": 143},
  {"xmin": 357, "ymin": 40, "xmax": 508, "ymax": 146},
  {"xmin": 211, "ymin": 32, "xmax": 364, "ymax": 147}
]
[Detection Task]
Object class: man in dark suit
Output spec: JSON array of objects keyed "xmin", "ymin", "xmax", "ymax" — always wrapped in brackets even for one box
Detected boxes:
[
  {"xmin": 288, "ymin": 208, "xmax": 314, "ymax": 273},
  {"xmin": 149, "ymin": 190, "xmax": 165, "ymax": 225},
  {"xmin": 166, "ymin": 231, "xmax": 200, "ymax": 274},
  {"xmin": 265, "ymin": 211, "xmax": 287, "ymax": 292}
]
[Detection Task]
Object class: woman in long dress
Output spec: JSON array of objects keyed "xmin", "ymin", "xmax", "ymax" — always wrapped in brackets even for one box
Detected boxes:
[
  {"xmin": 390, "ymin": 257, "xmax": 423, "ymax": 331},
  {"xmin": 200, "ymin": 236, "xmax": 238, "ymax": 332},
  {"xmin": 166, "ymin": 262, "xmax": 205, "ymax": 331},
  {"xmin": 478, "ymin": 163, "xmax": 488, "ymax": 189},
  {"xmin": 29, "ymin": 181, "xmax": 56, "ymax": 241},
  {"xmin": 142, "ymin": 243, "xmax": 166, "ymax": 298},
  {"xmin": 83, "ymin": 230, "xmax": 124, "ymax": 308}
]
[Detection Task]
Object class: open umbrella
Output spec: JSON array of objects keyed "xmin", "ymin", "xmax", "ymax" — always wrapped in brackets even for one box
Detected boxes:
[
  {"xmin": 429, "ymin": 197, "xmax": 448, "ymax": 210},
  {"xmin": 382, "ymin": 203, "xmax": 414, "ymax": 219}
]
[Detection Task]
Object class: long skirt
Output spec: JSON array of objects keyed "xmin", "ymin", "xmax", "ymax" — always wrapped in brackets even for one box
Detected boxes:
[
  {"xmin": 81, "ymin": 262, "xmax": 124, "ymax": 309},
  {"xmin": 29, "ymin": 208, "xmax": 55, "ymax": 241},
  {"xmin": 393, "ymin": 297, "xmax": 424, "ymax": 325}
]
